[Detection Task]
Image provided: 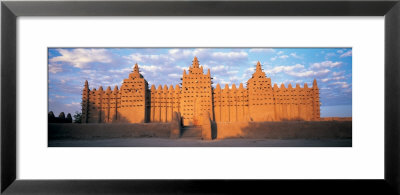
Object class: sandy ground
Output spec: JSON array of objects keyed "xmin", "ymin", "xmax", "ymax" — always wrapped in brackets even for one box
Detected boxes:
[{"xmin": 48, "ymin": 138, "xmax": 351, "ymax": 147}]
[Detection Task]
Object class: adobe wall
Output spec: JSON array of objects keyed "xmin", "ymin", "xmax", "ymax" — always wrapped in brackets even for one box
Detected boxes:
[
  {"xmin": 49, "ymin": 121, "xmax": 351, "ymax": 140},
  {"xmin": 150, "ymin": 84, "xmax": 181, "ymax": 123},
  {"xmin": 213, "ymin": 83, "xmax": 249, "ymax": 122},
  {"xmin": 48, "ymin": 123, "xmax": 171, "ymax": 140},
  {"xmin": 81, "ymin": 57, "xmax": 321, "ymax": 124},
  {"xmin": 215, "ymin": 121, "xmax": 351, "ymax": 139},
  {"xmin": 320, "ymin": 117, "xmax": 352, "ymax": 121}
]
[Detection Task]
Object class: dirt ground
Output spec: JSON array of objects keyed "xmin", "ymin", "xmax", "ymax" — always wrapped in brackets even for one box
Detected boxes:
[{"xmin": 48, "ymin": 137, "xmax": 351, "ymax": 147}]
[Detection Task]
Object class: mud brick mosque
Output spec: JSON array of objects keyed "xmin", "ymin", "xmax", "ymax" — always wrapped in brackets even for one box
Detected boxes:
[{"xmin": 81, "ymin": 57, "xmax": 320, "ymax": 125}]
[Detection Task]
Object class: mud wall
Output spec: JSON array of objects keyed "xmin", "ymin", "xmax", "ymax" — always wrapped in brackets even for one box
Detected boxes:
[
  {"xmin": 49, "ymin": 123, "xmax": 171, "ymax": 140},
  {"xmin": 214, "ymin": 121, "xmax": 352, "ymax": 139}
]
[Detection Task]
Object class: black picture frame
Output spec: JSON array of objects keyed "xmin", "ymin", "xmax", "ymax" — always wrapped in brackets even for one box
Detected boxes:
[{"xmin": 2, "ymin": 0, "xmax": 399, "ymax": 194}]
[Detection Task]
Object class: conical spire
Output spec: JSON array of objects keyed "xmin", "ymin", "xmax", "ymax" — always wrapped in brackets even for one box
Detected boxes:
[
  {"xmin": 251, "ymin": 61, "xmax": 266, "ymax": 78},
  {"xmin": 239, "ymin": 83, "xmax": 244, "ymax": 90},
  {"xmin": 224, "ymin": 84, "xmax": 229, "ymax": 90},
  {"xmin": 313, "ymin": 78, "xmax": 318, "ymax": 88},
  {"xmin": 216, "ymin": 83, "xmax": 221, "ymax": 90},
  {"xmin": 84, "ymin": 80, "xmax": 89, "ymax": 87},
  {"xmin": 256, "ymin": 61, "xmax": 262, "ymax": 72},
  {"xmin": 133, "ymin": 63, "xmax": 140, "ymax": 73},
  {"xmin": 207, "ymin": 69, "xmax": 211, "ymax": 76},
  {"xmin": 192, "ymin": 56, "xmax": 200, "ymax": 68}
]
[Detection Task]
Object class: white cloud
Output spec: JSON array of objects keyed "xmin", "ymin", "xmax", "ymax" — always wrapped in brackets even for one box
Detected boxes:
[
  {"xmin": 166, "ymin": 48, "xmax": 207, "ymax": 60},
  {"xmin": 124, "ymin": 53, "xmax": 171, "ymax": 63},
  {"xmin": 290, "ymin": 53, "xmax": 301, "ymax": 59},
  {"xmin": 211, "ymin": 51, "xmax": 248, "ymax": 59},
  {"xmin": 325, "ymin": 52, "xmax": 336, "ymax": 58},
  {"xmin": 321, "ymin": 76, "xmax": 345, "ymax": 83},
  {"xmin": 340, "ymin": 50, "xmax": 352, "ymax": 58},
  {"xmin": 249, "ymin": 48, "xmax": 275, "ymax": 53},
  {"xmin": 332, "ymin": 71, "xmax": 344, "ymax": 76},
  {"xmin": 270, "ymin": 57, "xmax": 277, "ymax": 61},
  {"xmin": 227, "ymin": 70, "xmax": 239, "ymax": 75},
  {"xmin": 140, "ymin": 65, "xmax": 162, "ymax": 72},
  {"xmin": 50, "ymin": 49, "xmax": 112, "ymax": 68},
  {"xmin": 277, "ymin": 51, "xmax": 284, "ymax": 55},
  {"xmin": 65, "ymin": 102, "xmax": 80, "ymax": 107},
  {"xmin": 168, "ymin": 49, "xmax": 180, "ymax": 54},
  {"xmin": 265, "ymin": 64, "xmax": 304, "ymax": 75},
  {"xmin": 210, "ymin": 65, "xmax": 228, "ymax": 72},
  {"xmin": 332, "ymin": 81, "xmax": 350, "ymax": 88},
  {"xmin": 168, "ymin": 73, "xmax": 181, "ymax": 78},
  {"xmin": 282, "ymin": 79, "xmax": 304, "ymax": 86},
  {"xmin": 49, "ymin": 63, "xmax": 63, "ymax": 73},
  {"xmin": 337, "ymin": 50, "xmax": 344, "ymax": 54},
  {"xmin": 287, "ymin": 69, "xmax": 330, "ymax": 77},
  {"xmin": 321, "ymin": 78, "xmax": 330, "ymax": 82},
  {"xmin": 212, "ymin": 76, "xmax": 230, "ymax": 87},
  {"xmin": 311, "ymin": 61, "xmax": 342, "ymax": 69},
  {"xmin": 55, "ymin": 95, "xmax": 66, "ymax": 99},
  {"xmin": 279, "ymin": 55, "xmax": 289, "ymax": 59},
  {"xmin": 109, "ymin": 68, "xmax": 131, "ymax": 74},
  {"xmin": 175, "ymin": 66, "xmax": 186, "ymax": 71},
  {"xmin": 333, "ymin": 76, "xmax": 345, "ymax": 80}
]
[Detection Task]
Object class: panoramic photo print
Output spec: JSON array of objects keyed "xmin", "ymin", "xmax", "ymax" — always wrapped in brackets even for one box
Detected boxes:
[{"xmin": 48, "ymin": 48, "xmax": 352, "ymax": 147}]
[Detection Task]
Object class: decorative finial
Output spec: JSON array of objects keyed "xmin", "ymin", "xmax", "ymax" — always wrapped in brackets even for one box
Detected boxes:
[
  {"xmin": 256, "ymin": 61, "xmax": 262, "ymax": 72},
  {"xmin": 133, "ymin": 63, "xmax": 139, "ymax": 73},
  {"xmin": 192, "ymin": 56, "xmax": 200, "ymax": 68}
]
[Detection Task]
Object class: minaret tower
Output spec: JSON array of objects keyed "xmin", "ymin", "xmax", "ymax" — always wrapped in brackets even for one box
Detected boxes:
[
  {"xmin": 247, "ymin": 61, "xmax": 275, "ymax": 121},
  {"xmin": 119, "ymin": 63, "xmax": 149, "ymax": 123},
  {"xmin": 312, "ymin": 79, "xmax": 320, "ymax": 121},
  {"xmin": 81, "ymin": 80, "xmax": 89, "ymax": 123},
  {"xmin": 180, "ymin": 57, "xmax": 213, "ymax": 126}
]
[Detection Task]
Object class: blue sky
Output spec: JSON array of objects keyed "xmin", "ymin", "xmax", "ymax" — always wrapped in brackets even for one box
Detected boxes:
[{"xmin": 48, "ymin": 48, "xmax": 352, "ymax": 117}]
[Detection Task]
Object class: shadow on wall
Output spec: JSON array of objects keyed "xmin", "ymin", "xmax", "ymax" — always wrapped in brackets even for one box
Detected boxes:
[
  {"xmin": 211, "ymin": 121, "xmax": 218, "ymax": 139},
  {"xmin": 214, "ymin": 121, "xmax": 352, "ymax": 140},
  {"xmin": 48, "ymin": 123, "xmax": 172, "ymax": 140},
  {"xmin": 83, "ymin": 105, "xmax": 146, "ymax": 123}
]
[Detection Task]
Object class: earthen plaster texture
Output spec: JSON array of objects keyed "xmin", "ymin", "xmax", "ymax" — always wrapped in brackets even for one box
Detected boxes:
[{"xmin": 81, "ymin": 57, "xmax": 320, "ymax": 124}]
